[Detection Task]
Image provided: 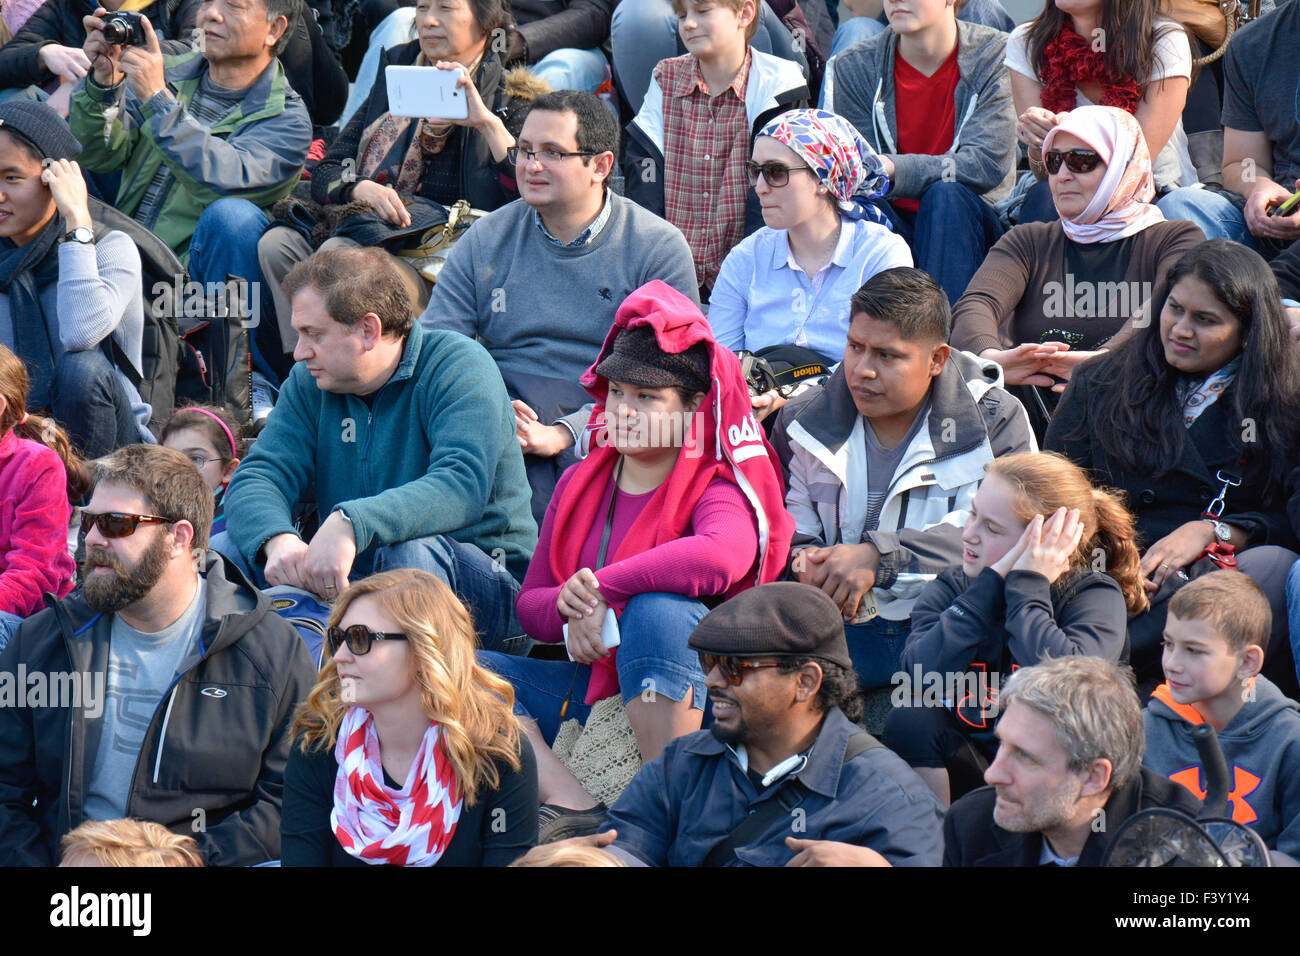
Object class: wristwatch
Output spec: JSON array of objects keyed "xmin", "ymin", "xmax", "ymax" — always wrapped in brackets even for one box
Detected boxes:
[
  {"xmin": 1208, "ymin": 519, "xmax": 1232, "ymax": 543},
  {"xmin": 60, "ymin": 226, "xmax": 94, "ymax": 244}
]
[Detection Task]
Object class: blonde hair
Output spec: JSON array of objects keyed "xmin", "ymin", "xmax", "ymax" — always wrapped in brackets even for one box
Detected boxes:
[
  {"xmin": 984, "ymin": 452, "xmax": 1149, "ymax": 614},
  {"xmin": 60, "ymin": 819, "xmax": 205, "ymax": 867},
  {"xmin": 290, "ymin": 569, "xmax": 523, "ymax": 806},
  {"xmin": 509, "ymin": 843, "xmax": 625, "ymax": 867}
]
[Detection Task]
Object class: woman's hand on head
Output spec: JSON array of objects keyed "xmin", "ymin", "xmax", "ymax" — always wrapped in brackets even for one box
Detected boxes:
[{"xmin": 351, "ymin": 180, "xmax": 411, "ymax": 228}]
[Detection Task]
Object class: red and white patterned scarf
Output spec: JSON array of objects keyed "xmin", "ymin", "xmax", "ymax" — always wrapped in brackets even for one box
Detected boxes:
[{"xmin": 331, "ymin": 707, "xmax": 463, "ymax": 866}]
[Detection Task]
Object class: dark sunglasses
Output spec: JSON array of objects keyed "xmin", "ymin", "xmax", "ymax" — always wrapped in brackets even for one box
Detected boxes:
[
  {"xmin": 699, "ymin": 652, "xmax": 787, "ymax": 686},
  {"xmin": 328, "ymin": 624, "xmax": 408, "ymax": 657},
  {"xmin": 744, "ymin": 161, "xmax": 812, "ymax": 188},
  {"xmin": 80, "ymin": 511, "xmax": 173, "ymax": 539},
  {"xmin": 1043, "ymin": 149, "xmax": 1102, "ymax": 175}
]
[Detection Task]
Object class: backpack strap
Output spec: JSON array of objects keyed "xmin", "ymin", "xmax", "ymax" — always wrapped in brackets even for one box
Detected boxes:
[{"xmin": 701, "ymin": 731, "xmax": 881, "ymax": 867}]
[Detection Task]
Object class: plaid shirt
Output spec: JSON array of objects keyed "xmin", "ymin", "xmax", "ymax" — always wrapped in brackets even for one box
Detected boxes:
[{"xmin": 658, "ymin": 51, "xmax": 752, "ymax": 291}]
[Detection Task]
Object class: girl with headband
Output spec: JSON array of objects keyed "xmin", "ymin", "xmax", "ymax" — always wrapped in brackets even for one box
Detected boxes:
[
  {"xmin": 708, "ymin": 108, "xmax": 912, "ymax": 423},
  {"xmin": 160, "ymin": 405, "xmax": 244, "ymax": 539}
]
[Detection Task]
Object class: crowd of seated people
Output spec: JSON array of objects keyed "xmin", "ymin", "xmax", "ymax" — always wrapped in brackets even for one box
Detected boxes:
[{"xmin": 2, "ymin": 0, "xmax": 1300, "ymax": 870}]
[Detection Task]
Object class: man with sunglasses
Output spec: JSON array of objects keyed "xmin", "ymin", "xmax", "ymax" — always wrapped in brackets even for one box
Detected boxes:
[
  {"xmin": 594, "ymin": 582, "xmax": 944, "ymax": 866},
  {"xmin": 0, "ymin": 444, "xmax": 316, "ymax": 866},
  {"xmin": 418, "ymin": 90, "xmax": 700, "ymax": 525}
]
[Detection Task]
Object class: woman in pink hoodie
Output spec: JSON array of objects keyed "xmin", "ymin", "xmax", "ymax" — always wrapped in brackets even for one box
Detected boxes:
[
  {"xmin": 0, "ymin": 343, "xmax": 84, "ymax": 649},
  {"xmin": 481, "ymin": 280, "xmax": 794, "ymax": 839}
]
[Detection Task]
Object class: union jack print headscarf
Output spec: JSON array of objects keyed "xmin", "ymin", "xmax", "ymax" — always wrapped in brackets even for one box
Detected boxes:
[{"xmin": 758, "ymin": 108, "xmax": 891, "ymax": 224}]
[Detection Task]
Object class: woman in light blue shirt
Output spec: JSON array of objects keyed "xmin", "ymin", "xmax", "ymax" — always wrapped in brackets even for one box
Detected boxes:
[{"xmin": 708, "ymin": 109, "xmax": 912, "ymax": 421}]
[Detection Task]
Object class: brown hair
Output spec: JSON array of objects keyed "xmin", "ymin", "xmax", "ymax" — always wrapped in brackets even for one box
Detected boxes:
[
  {"xmin": 291, "ymin": 569, "xmax": 523, "ymax": 807},
  {"xmin": 984, "ymin": 452, "xmax": 1148, "ymax": 614},
  {"xmin": 669, "ymin": 0, "xmax": 761, "ymax": 43},
  {"xmin": 0, "ymin": 345, "xmax": 90, "ymax": 501},
  {"xmin": 282, "ymin": 247, "xmax": 414, "ymax": 339},
  {"xmin": 1169, "ymin": 571, "xmax": 1270, "ymax": 653},
  {"xmin": 60, "ymin": 819, "xmax": 205, "ymax": 867},
  {"xmin": 92, "ymin": 445, "xmax": 215, "ymax": 551},
  {"xmin": 159, "ymin": 404, "xmax": 247, "ymax": 463}
]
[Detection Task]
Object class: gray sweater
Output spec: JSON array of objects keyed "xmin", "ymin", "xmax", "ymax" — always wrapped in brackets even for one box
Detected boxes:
[
  {"xmin": 0, "ymin": 230, "xmax": 149, "ymax": 431},
  {"xmin": 419, "ymin": 193, "xmax": 700, "ymax": 390},
  {"xmin": 823, "ymin": 20, "xmax": 1017, "ymax": 205}
]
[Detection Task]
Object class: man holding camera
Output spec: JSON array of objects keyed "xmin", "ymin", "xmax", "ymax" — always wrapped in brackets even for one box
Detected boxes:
[{"xmin": 68, "ymin": 0, "xmax": 310, "ymax": 364}]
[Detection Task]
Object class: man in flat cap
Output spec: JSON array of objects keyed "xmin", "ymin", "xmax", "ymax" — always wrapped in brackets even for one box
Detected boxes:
[{"xmin": 591, "ymin": 581, "xmax": 945, "ymax": 866}]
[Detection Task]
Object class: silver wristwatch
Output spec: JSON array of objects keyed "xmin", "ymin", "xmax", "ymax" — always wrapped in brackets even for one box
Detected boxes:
[{"xmin": 1209, "ymin": 519, "xmax": 1231, "ymax": 543}]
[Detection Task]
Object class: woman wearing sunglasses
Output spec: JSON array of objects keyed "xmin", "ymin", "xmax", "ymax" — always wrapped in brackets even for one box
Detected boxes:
[
  {"xmin": 707, "ymin": 108, "xmax": 912, "ymax": 423},
  {"xmin": 281, "ymin": 569, "xmax": 538, "ymax": 866},
  {"xmin": 1045, "ymin": 240, "xmax": 1300, "ymax": 692},
  {"xmin": 0, "ymin": 344, "xmax": 86, "ymax": 650},
  {"xmin": 1006, "ymin": 0, "xmax": 1194, "ymax": 224},
  {"xmin": 479, "ymin": 280, "xmax": 793, "ymax": 839},
  {"xmin": 950, "ymin": 105, "xmax": 1204, "ymax": 438}
]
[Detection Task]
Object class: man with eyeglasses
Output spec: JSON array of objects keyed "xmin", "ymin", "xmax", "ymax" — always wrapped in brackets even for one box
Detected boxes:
[
  {"xmin": 418, "ymin": 89, "xmax": 700, "ymax": 526},
  {"xmin": 584, "ymin": 582, "xmax": 944, "ymax": 866},
  {"xmin": 0, "ymin": 443, "xmax": 316, "ymax": 867}
]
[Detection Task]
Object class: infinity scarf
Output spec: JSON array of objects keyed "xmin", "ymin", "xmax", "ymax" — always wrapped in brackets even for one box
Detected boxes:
[
  {"xmin": 331, "ymin": 707, "xmax": 463, "ymax": 866},
  {"xmin": 0, "ymin": 212, "xmax": 63, "ymax": 409},
  {"xmin": 1042, "ymin": 105, "xmax": 1164, "ymax": 244},
  {"xmin": 758, "ymin": 108, "xmax": 892, "ymax": 225},
  {"xmin": 1039, "ymin": 22, "xmax": 1142, "ymax": 115}
]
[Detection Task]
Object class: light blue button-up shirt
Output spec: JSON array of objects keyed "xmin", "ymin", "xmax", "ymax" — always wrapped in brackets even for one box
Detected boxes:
[{"xmin": 707, "ymin": 216, "xmax": 913, "ymax": 360}]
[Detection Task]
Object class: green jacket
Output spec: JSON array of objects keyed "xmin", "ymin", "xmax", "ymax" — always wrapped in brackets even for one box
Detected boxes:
[{"xmin": 70, "ymin": 46, "xmax": 311, "ymax": 263}]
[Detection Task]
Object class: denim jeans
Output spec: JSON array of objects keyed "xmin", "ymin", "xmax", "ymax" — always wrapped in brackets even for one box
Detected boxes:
[
  {"xmin": 0, "ymin": 610, "xmax": 23, "ymax": 652},
  {"xmin": 1286, "ymin": 558, "xmax": 1300, "ymax": 690},
  {"xmin": 532, "ymin": 48, "xmax": 609, "ymax": 94},
  {"xmin": 1157, "ymin": 186, "xmax": 1257, "ymax": 247},
  {"xmin": 1017, "ymin": 176, "xmax": 1059, "ymax": 225},
  {"xmin": 827, "ymin": 15, "xmax": 887, "ymax": 64},
  {"xmin": 845, "ymin": 614, "xmax": 911, "ymax": 690},
  {"xmin": 478, "ymin": 592, "xmax": 710, "ymax": 744},
  {"xmin": 611, "ymin": 0, "xmax": 806, "ymax": 113},
  {"xmin": 872, "ymin": 181, "xmax": 1004, "ymax": 306},
  {"xmin": 187, "ymin": 197, "xmax": 278, "ymax": 381},
  {"xmin": 50, "ymin": 347, "xmax": 138, "ymax": 458}
]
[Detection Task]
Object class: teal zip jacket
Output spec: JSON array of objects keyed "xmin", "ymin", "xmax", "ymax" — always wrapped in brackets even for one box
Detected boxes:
[{"xmin": 224, "ymin": 324, "xmax": 537, "ymax": 582}]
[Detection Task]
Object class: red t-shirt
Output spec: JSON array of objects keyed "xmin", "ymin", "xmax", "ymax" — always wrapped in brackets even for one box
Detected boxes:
[{"xmin": 892, "ymin": 42, "xmax": 960, "ymax": 214}]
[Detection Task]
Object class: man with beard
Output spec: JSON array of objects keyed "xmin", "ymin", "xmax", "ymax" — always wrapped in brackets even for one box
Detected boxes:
[
  {"xmin": 591, "ymin": 582, "xmax": 944, "ymax": 866},
  {"xmin": 943, "ymin": 656, "xmax": 1203, "ymax": 866},
  {"xmin": 0, "ymin": 444, "xmax": 315, "ymax": 866}
]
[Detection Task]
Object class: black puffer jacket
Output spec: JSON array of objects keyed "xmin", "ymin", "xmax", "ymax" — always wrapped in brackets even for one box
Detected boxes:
[
  {"xmin": 0, "ymin": 552, "xmax": 316, "ymax": 867},
  {"xmin": 313, "ymin": 41, "xmax": 528, "ymax": 211}
]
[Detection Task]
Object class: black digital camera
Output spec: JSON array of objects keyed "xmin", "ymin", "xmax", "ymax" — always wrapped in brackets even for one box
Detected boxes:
[{"xmin": 102, "ymin": 10, "xmax": 147, "ymax": 46}]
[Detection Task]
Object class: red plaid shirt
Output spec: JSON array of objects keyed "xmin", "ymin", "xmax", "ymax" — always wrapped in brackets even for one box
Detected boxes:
[{"xmin": 657, "ymin": 50, "xmax": 752, "ymax": 291}]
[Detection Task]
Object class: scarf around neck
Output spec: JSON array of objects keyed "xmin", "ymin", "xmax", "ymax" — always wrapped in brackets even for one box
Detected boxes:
[
  {"xmin": 0, "ymin": 211, "xmax": 63, "ymax": 409},
  {"xmin": 1039, "ymin": 21, "xmax": 1142, "ymax": 115},
  {"xmin": 331, "ymin": 707, "xmax": 463, "ymax": 866},
  {"xmin": 1177, "ymin": 356, "xmax": 1239, "ymax": 428}
]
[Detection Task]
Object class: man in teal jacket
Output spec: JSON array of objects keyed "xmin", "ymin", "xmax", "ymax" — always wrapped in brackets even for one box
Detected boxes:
[{"xmin": 222, "ymin": 247, "xmax": 537, "ymax": 651}]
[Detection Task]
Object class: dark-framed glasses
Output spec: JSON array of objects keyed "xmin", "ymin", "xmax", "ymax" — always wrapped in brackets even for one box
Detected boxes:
[
  {"xmin": 698, "ymin": 652, "xmax": 787, "ymax": 686},
  {"xmin": 1043, "ymin": 149, "xmax": 1102, "ymax": 175},
  {"xmin": 328, "ymin": 624, "xmax": 408, "ymax": 656},
  {"xmin": 80, "ymin": 511, "xmax": 173, "ymax": 539},
  {"xmin": 744, "ymin": 161, "xmax": 813, "ymax": 188},
  {"xmin": 507, "ymin": 145, "xmax": 597, "ymax": 165}
]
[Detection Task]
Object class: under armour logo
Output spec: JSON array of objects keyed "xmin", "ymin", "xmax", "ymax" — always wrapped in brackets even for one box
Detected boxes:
[
  {"xmin": 1169, "ymin": 764, "xmax": 1262, "ymax": 824},
  {"xmin": 598, "ymin": 288, "xmax": 612, "ymax": 301}
]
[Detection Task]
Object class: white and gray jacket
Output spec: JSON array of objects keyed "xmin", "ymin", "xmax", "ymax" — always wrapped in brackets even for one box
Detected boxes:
[
  {"xmin": 781, "ymin": 350, "xmax": 1035, "ymax": 620},
  {"xmin": 823, "ymin": 20, "xmax": 1017, "ymax": 205}
]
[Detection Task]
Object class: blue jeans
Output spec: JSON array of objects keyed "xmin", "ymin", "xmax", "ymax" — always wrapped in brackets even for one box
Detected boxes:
[
  {"xmin": 827, "ymin": 15, "xmax": 886, "ymax": 63},
  {"xmin": 372, "ymin": 534, "xmax": 526, "ymax": 655},
  {"xmin": 187, "ymin": 197, "xmax": 277, "ymax": 381},
  {"xmin": 478, "ymin": 592, "xmax": 710, "ymax": 744},
  {"xmin": 872, "ymin": 181, "xmax": 1004, "ymax": 306},
  {"xmin": 532, "ymin": 48, "xmax": 609, "ymax": 93},
  {"xmin": 1157, "ymin": 186, "xmax": 1257, "ymax": 247},
  {"xmin": 1017, "ymin": 176, "xmax": 1059, "ymax": 224},
  {"xmin": 1286, "ymin": 558, "xmax": 1300, "ymax": 690},
  {"xmin": 50, "ymin": 347, "xmax": 137, "ymax": 458},
  {"xmin": 845, "ymin": 615, "xmax": 910, "ymax": 690},
  {"xmin": 0, "ymin": 611, "xmax": 23, "ymax": 652}
]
